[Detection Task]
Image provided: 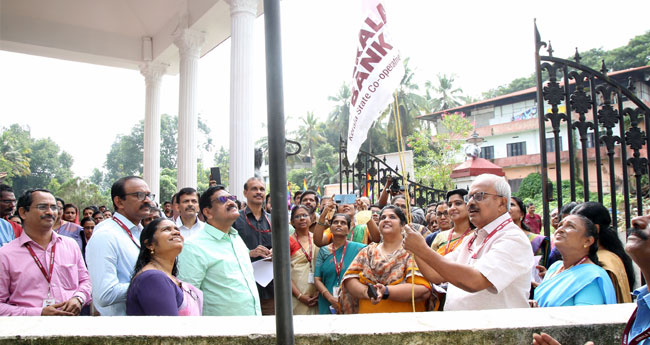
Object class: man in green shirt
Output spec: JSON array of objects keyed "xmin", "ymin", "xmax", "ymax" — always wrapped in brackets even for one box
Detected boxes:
[{"xmin": 177, "ymin": 185, "xmax": 261, "ymax": 316}]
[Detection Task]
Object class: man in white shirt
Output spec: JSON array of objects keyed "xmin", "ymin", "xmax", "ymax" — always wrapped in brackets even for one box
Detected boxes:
[
  {"xmin": 174, "ymin": 187, "xmax": 204, "ymax": 239},
  {"xmin": 405, "ymin": 173, "xmax": 533, "ymax": 310},
  {"xmin": 85, "ymin": 176, "xmax": 153, "ymax": 316}
]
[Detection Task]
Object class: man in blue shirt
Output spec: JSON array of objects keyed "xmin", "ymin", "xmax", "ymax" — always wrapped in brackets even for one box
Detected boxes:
[
  {"xmin": 85, "ymin": 176, "xmax": 153, "ymax": 316},
  {"xmin": 0, "ymin": 218, "xmax": 14, "ymax": 246},
  {"xmin": 534, "ymin": 213, "xmax": 650, "ymax": 345}
]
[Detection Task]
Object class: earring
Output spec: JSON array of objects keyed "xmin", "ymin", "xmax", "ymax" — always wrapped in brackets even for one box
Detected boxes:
[
  {"xmin": 583, "ymin": 244, "xmax": 588, "ymax": 248},
  {"xmin": 150, "ymin": 248, "xmax": 155, "ymax": 255}
]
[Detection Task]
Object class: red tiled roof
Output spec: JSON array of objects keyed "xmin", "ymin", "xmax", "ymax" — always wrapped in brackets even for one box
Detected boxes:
[{"xmin": 450, "ymin": 157, "xmax": 506, "ymax": 178}]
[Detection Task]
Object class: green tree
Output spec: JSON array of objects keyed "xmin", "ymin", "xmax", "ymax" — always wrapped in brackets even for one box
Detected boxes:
[
  {"xmin": 407, "ymin": 112, "xmax": 473, "ymax": 189},
  {"xmin": 11, "ymin": 137, "xmax": 74, "ymax": 195},
  {"xmin": 326, "ymin": 83, "xmax": 352, "ymax": 148},
  {"xmin": 104, "ymin": 114, "xmax": 211, "ymax": 184},
  {"xmin": 0, "ymin": 124, "xmax": 32, "ymax": 182},
  {"xmin": 429, "ymin": 73, "xmax": 463, "ymax": 111},
  {"xmin": 51, "ymin": 177, "xmax": 111, "ymax": 209},
  {"xmin": 295, "ymin": 112, "xmax": 326, "ymax": 168}
]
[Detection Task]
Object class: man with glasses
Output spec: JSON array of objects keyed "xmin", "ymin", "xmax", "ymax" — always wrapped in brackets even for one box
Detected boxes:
[
  {"xmin": 0, "ymin": 184, "xmax": 22, "ymax": 239},
  {"xmin": 86, "ymin": 176, "xmax": 154, "ymax": 316},
  {"xmin": 404, "ymin": 173, "xmax": 533, "ymax": 310},
  {"xmin": 178, "ymin": 185, "xmax": 261, "ymax": 316},
  {"xmin": 0, "ymin": 189, "xmax": 91, "ymax": 315},
  {"xmin": 233, "ymin": 177, "xmax": 274, "ymax": 314}
]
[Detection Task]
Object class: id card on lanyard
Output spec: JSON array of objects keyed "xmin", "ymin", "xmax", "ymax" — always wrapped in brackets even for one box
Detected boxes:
[
  {"xmin": 113, "ymin": 216, "xmax": 140, "ymax": 249},
  {"xmin": 467, "ymin": 218, "xmax": 512, "ymax": 259},
  {"xmin": 293, "ymin": 234, "xmax": 314, "ymax": 283},
  {"xmin": 622, "ymin": 307, "xmax": 650, "ymax": 345},
  {"xmin": 25, "ymin": 242, "xmax": 57, "ymax": 307}
]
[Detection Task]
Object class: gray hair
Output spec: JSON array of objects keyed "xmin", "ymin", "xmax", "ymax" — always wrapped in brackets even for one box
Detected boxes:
[{"xmin": 472, "ymin": 174, "xmax": 510, "ymax": 203}]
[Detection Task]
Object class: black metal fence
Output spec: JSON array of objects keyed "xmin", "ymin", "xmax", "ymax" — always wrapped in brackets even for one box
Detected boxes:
[
  {"xmin": 535, "ymin": 24, "xmax": 650, "ymax": 236},
  {"xmin": 338, "ymin": 137, "xmax": 447, "ymax": 208}
]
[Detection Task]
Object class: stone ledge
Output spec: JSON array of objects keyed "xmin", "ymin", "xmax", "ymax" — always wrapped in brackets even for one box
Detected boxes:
[{"xmin": 0, "ymin": 304, "xmax": 636, "ymax": 344}]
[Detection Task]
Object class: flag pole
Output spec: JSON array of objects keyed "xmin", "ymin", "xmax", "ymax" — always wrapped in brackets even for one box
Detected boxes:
[{"xmin": 263, "ymin": 0, "xmax": 294, "ymax": 344}]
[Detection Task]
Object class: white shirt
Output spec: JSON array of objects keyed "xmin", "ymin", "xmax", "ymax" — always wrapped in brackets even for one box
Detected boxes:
[
  {"xmin": 175, "ymin": 216, "xmax": 204, "ymax": 239},
  {"xmin": 444, "ymin": 213, "xmax": 534, "ymax": 311},
  {"xmin": 85, "ymin": 212, "xmax": 142, "ymax": 316}
]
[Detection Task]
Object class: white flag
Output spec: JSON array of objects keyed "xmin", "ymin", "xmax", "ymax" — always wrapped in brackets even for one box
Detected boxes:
[{"xmin": 347, "ymin": 0, "xmax": 404, "ymax": 163}]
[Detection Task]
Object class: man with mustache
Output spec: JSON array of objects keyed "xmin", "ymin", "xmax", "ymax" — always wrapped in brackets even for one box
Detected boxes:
[
  {"xmin": 404, "ymin": 173, "xmax": 533, "ymax": 310},
  {"xmin": 1, "ymin": 184, "xmax": 22, "ymax": 240},
  {"xmin": 174, "ymin": 187, "xmax": 204, "ymax": 239},
  {"xmin": 533, "ymin": 214, "xmax": 650, "ymax": 344},
  {"xmin": 86, "ymin": 176, "xmax": 154, "ymax": 315},
  {"xmin": 178, "ymin": 185, "xmax": 261, "ymax": 316},
  {"xmin": 233, "ymin": 177, "xmax": 274, "ymax": 314},
  {"xmin": 0, "ymin": 189, "xmax": 91, "ymax": 315}
]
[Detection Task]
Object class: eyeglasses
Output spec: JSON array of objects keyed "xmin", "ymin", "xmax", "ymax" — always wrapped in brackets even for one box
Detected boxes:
[
  {"xmin": 211, "ymin": 195, "xmax": 237, "ymax": 204},
  {"xmin": 293, "ymin": 214, "xmax": 310, "ymax": 219},
  {"xmin": 464, "ymin": 192, "xmax": 503, "ymax": 203},
  {"xmin": 436, "ymin": 211, "xmax": 449, "ymax": 217},
  {"xmin": 0, "ymin": 199, "xmax": 16, "ymax": 204},
  {"xmin": 34, "ymin": 204, "xmax": 59, "ymax": 212},
  {"xmin": 124, "ymin": 192, "xmax": 155, "ymax": 201}
]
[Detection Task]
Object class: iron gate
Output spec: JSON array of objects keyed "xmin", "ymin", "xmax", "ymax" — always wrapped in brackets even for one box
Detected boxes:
[
  {"xmin": 338, "ymin": 137, "xmax": 447, "ymax": 208},
  {"xmin": 535, "ymin": 23, "xmax": 650, "ymax": 236}
]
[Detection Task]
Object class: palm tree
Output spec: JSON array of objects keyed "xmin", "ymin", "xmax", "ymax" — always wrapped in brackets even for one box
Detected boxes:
[
  {"xmin": 431, "ymin": 73, "xmax": 463, "ymax": 111},
  {"xmin": 327, "ymin": 83, "xmax": 351, "ymax": 143},
  {"xmin": 382, "ymin": 57, "xmax": 425, "ymax": 152},
  {"xmin": 295, "ymin": 112, "xmax": 326, "ymax": 168}
]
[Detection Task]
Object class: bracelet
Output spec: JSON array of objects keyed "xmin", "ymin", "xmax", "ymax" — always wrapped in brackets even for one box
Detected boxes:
[
  {"xmin": 316, "ymin": 220, "xmax": 329, "ymax": 227},
  {"xmin": 297, "ymin": 293, "xmax": 303, "ymax": 300},
  {"xmin": 74, "ymin": 296, "xmax": 84, "ymax": 305}
]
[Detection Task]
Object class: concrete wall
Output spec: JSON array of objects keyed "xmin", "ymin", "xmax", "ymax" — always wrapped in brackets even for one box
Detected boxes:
[{"xmin": 0, "ymin": 304, "xmax": 635, "ymax": 344}]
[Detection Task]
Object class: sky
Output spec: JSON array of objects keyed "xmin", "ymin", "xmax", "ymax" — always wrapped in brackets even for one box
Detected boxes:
[{"xmin": 1, "ymin": 0, "xmax": 649, "ymax": 178}]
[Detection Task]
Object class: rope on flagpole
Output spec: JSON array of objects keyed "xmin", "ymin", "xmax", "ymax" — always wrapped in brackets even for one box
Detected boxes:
[{"xmin": 391, "ymin": 91, "xmax": 416, "ymax": 313}]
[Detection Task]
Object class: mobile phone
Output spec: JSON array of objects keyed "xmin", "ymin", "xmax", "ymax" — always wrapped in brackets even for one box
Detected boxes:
[
  {"xmin": 334, "ymin": 194, "xmax": 356, "ymax": 205},
  {"xmin": 367, "ymin": 284, "xmax": 378, "ymax": 299},
  {"xmin": 210, "ymin": 167, "xmax": 221, "ymax": 185}
]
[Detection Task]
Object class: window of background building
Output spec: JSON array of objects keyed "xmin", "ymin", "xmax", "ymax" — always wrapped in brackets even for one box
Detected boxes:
[
  {"xmin": 545, "ymin": 136, "xmax": 563, "ymax": 152},
  {"xmin": 507, "ymin": 142, "xmax": 527, "ymax": 157},
  {"xmin": 480, "ymin": 146, "xmax": 494, "ymax": 160},
  {"xmin": 508, "ymin": 178, "xmax": 523, "ymax": 194},
  {"xmin": 586, "ymin": 132, "xmax": 606, "ymax": 148}
]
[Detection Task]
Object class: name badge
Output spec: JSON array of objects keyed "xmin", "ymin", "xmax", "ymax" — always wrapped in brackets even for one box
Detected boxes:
[
  {"xmin": 308, "ymin": 272, "xmax": 315, "ymax": 284},
  {"xmin": 332, "ymin": 285, "xmax": 340, "ymax": 297},
  {"xmin": 43, "ymin": 298, "xmax": 56, "ymax": 308}
]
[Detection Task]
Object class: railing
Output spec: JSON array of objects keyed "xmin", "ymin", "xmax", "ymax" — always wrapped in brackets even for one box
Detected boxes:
[
  {"xmin": 535, "ymin": 23, "xmax": 650, "ymax": 235},
  {"xmin": 338, "ymin": 137, "xmax": 447, "ymax": 208}
]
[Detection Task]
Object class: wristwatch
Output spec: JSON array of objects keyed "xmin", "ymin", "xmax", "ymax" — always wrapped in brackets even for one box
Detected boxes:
[
  {"xmin": 74, "ymin": 296, "xmax": 84, "ymax": 306},
  {"xmin": 383, "ymin": 286, "xmax": 389, "ymax": 300},
  {"xmin": 317, "ymin": 219, "xmax": 329, "ymax": 227}
]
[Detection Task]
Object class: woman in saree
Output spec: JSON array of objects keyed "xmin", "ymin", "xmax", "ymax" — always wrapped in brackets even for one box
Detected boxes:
[
  {"xmin": 340, "ymin": 205, "xmax": 433, "ymax": 314},
  {"xmin": 572, "ymin": 202, "xmax": 634, "ymax": 303},
  {"xmin": 533, "ymin": 214, "xmax": 616, "ymax": 307},
  {"xmin": 126, "ymin": 218, "xmax": 203, "ymax": 316},
  {"xmin": 289, "ymin": 205, "xmax": 319, "ymax": 315},
  {"xmin": 314, "ymin": 212, "xmax": 366, "ymax": 314},
  {"xmin": 510, "ymin": 197, "xmax": 550, "ymax": 267}
]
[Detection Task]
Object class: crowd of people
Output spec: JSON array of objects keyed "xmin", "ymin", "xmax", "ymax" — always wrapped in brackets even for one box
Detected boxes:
[{"xmin": 1, "ymin": 173, "xmax": 649, "ymax": 343}]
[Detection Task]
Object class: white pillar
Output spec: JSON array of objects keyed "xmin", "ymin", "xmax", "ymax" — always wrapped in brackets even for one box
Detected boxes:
[
  {"xmin": 227, "ymin": 0, "xmax": 258, "ymax": 199},
  {"xmin": 140, "ymin": 63, "xmax": 166, "ymax": 203},
  {"xmin": 174, "ymin": 29, "xmax": 204, "ymax": 190}
]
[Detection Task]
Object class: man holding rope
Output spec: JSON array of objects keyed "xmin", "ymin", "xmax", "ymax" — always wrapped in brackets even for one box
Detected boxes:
[{"xmin": 404, "ymin": 173, "xmax": 533, "ymax": 310}]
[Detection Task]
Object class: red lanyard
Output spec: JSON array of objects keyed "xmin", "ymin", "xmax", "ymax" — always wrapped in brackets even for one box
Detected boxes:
[
  {"xmin": 444, "ymin": 227, "xmax": 472, "ymax": 255},
  {"xmin": 331, "ymin": 241, "xmax": 349, "ymax": 281},
  {"xmin": 113, "ymin": 216, "xmax": 140, "ymax": 249},
  {"xmin": 467, "ymin": 218, "xmax": 512, "ymax": 259},
  {"xmin": 293, "ymin": 233, "xmax": 313, "ymax": 268},
  {"xmin": 25, "ymin": 242, "xmax": 56, "ymax": 283},
  {"xmin": 245, "ymin": 209, "xmax": 271, "ymax": 233},
  {"xmin": 622, "ymin": 307, "xmax": 650, "ymax": 345}
]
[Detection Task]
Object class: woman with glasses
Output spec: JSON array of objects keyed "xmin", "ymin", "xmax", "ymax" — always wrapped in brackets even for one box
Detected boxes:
[
  {"xmin": 533, "ymin": 214, "xmax": 616, "ymax": 307},
  {"xmin": 314, "ymin": 212, "xmax": 366, "ymax": 314},
  {"xmin": 340, "ymin": 205, "xmax": 434, "ymax": 313},
  {"xmin": 126, "ymin": 218, "xmax": 202, "ymax": 316},
  {"xmin": 290, "ymin": 205, "xmax": 319, "ymax": 315}
]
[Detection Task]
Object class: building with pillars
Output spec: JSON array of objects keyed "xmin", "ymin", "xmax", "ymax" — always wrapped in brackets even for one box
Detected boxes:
[{"xmin": 1, "ymin": 0, "xmax": 262, "ymax": 200}]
